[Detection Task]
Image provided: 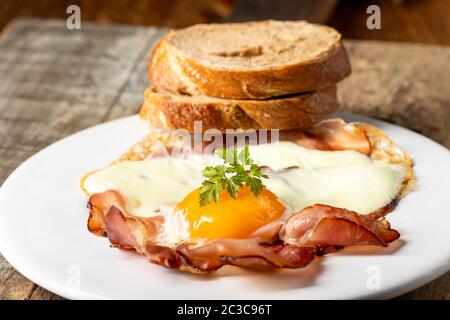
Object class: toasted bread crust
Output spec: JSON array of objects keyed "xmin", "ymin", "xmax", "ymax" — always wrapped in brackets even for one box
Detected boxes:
[
  {"xmin": 140, "ymin": 86, "xmax": 339, "ymax": 131},
  {"xmin": 148, "ymin": 23, "xmax": 351, "ymax": 99}
]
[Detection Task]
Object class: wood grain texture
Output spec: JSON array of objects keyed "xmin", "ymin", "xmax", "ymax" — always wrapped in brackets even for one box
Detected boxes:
[
  {"xmin": 340, "ymin": 40, "xmax": 450, "ymax": 148},
  {"xmin": 0, "ymin": 18, "xmax": 166, "ymax": 300},
  {"xmin": 0, "ymin": 18, "xmax": 448, "ymax": 300}
]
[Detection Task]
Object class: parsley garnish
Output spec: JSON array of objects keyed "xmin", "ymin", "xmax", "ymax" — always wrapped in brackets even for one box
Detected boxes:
[{"xmin": 199, "ymin": 145, "xmax": 268, "ymax": 206}]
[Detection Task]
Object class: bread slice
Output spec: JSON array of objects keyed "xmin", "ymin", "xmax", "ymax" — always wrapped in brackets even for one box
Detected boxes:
[
  {"xmin": 140, "ymin": 86, "xmax": 339, "ymax": 131},
  {"xmin": 148, "ymin": 20, "xmax": 351, "ymax": 99}
]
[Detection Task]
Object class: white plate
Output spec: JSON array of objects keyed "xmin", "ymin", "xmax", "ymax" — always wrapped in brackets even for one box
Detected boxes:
[{"xmin": 0, "ymin": 114, "xmax": 449, "ymax": 300}]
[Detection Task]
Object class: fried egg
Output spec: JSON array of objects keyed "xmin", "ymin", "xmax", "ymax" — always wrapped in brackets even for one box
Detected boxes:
[{"xmin": 82, "ymin": 141, "xmax": 406, "ymax": 247}]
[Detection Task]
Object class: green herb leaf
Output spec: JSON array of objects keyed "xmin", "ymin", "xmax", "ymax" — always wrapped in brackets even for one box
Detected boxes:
[
  {"xmin": 238, "ymin": 145, "xmax": 252, "ymax": 164},
  {"xmin": 202, "ymin": 166, "xmax": 220, "ymax": 178},
  {"xmin": 199, "ymin": 180, "xmax": 222, "ymax": 206},
  {"xmin": 199, "ymin": 145, "xmax": 268, "ymax": 206}
]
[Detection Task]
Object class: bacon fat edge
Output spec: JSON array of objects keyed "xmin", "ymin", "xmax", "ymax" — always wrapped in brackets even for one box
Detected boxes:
[{"xmin": 87, "ymin": 191, "xmax": 399, "ymax": 273}]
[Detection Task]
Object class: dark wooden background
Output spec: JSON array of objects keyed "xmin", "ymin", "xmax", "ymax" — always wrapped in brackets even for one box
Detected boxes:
[
  {"xmin": 0, "ymin": 0, "xmax": 448, "ymax": 300},
  {"xmin": 1, "ymin": 0, "xmax": 449, "ymax": 45}
]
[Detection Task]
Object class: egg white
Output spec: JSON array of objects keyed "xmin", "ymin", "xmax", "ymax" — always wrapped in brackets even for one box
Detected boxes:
[{"xmin": 83, "ymin": 141, "xmax": 406, "ymax": 245}]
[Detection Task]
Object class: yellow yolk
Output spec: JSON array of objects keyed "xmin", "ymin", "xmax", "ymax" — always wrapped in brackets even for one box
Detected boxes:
[{"xmin": 175, "ymin": 187, "xmax": 285, "ymax": 240}]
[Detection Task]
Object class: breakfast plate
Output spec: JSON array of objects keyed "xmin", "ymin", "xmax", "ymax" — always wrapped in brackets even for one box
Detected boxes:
[{"xmin": 0, "ymin": 114, "xmax": 449, "ymax": 300}]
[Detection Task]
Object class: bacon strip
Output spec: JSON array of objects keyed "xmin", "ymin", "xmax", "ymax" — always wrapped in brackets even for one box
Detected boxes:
[
  {"xmin": 282, "ymin": 204, "xmax": 400, "ymax": 247},
  {"xmin": 105, "ymin": 207, "xmax": 140, "ymax": 251},
  {"xmin": 280, "ymin": 119, "xmax": 371, "ymax": 155},
  {"xmin": 87, "ymin": 191, "xmax": 126, "ymax": 235},
  {"xmin": 164, "ymin": 118, "xmax": 372, "ymax": 158},
  {"xmin": 175, "ymin": 240, "xmax": 315, "ymax": 271},
  {"xmin": 88, "ymin": 190, "xmax": 163, "ymax": 249},
  {"xmin": 88, "ymin": 192, "xmax": 316, "ymax": 272},
  {"xmin": 88, "ymin": 192, "xmax": 399, "ymax": 273},
  {"xmin": 143, "ymin": 241, "xmax": 316, "ymax": 272}
]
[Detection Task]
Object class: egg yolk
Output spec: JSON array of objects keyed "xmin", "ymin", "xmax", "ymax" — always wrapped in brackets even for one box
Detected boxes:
[{"xmin": 175, "ymin": 187, "xmax": 285, "ymax": 240}]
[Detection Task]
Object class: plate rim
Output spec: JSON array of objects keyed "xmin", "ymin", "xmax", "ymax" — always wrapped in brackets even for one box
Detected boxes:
[{"xmin": 0, "ymin": 114, "xmax": 449, "ymax": 300}]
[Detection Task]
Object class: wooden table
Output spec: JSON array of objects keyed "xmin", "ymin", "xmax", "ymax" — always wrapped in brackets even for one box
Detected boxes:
[{"xmin": 0, "ymin": 18, "xmax": 448, "ymax": 300}]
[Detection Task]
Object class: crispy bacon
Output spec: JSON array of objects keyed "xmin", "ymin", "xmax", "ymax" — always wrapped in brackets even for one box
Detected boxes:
[
  {"xmin": 172, "ymin": 119, "xmax": 372, "ymax": 157},
  {"xmin": 88, "ymin": 192, "xmax": 316, "ymax": 272},
  {"xmin": 142, "ymin": 242, "xmax": 315, "ymax": 272},
  {"xmin": 176, "ymin": 240, "xmax": 315, "ymax": 271},
  {"xmin": 88, "ymin": 192, "xmax": 399, "ymax": 273},
  {"xmin": 87, "ymin": 191, "xmax": 126, "ymax": 235},
  {"xmin": 280, "ymin": 119, "xmax": 371, "ymax": 155},
  {"xmin": 282, "ymin": 204, "xmax": 400, "ymax": 247},
  {"xmin": 88, "ymin": 190, "xmax": 163, "ymax": 249},
  {"xmin": 105, "ymin": 207, "xmax": 140, "ymax": 250}
]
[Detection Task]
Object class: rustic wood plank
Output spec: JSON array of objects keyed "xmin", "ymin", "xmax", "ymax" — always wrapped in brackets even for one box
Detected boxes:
[
  {"xmin": 397, "ymin": 273, "xmax": 450, "ymax": 300},
  {"xmin": 0, "ymin": 18, "xmax": 448, "ymax": 300},
  {"xmin": 341, "ymin": 40, "xmax": 450, "ymax": 148},
  {"xmin": 105, "ymin": 28, "xmax": 168, "ymax": 121},
  {"xmin": 0, "ymin": 18, "xmax": 163, "ymax": 300},
  {"xmin": 0, "ymin": 257, "xmax": 35, "ymax": 299}
]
